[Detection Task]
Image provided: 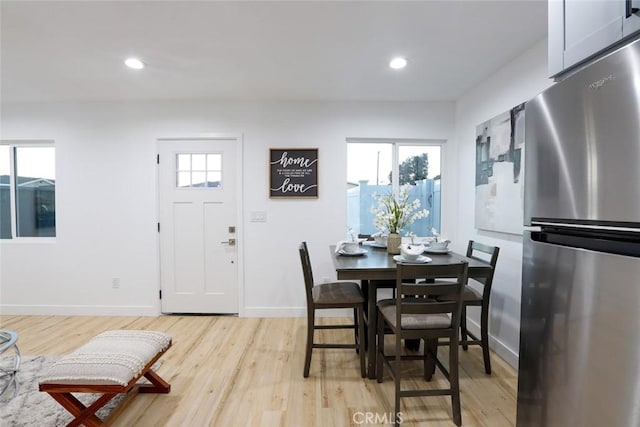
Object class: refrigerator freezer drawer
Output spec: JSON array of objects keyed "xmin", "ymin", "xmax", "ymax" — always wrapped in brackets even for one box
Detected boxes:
[{"xmin": 517, "ymin": 233, "xmax": 640, "ymax": 426}]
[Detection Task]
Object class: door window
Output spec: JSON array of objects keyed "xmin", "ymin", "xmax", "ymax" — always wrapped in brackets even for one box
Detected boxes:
[{"xmin": 176, "ymin": 153, "xmax": 222, "ymax": 188}]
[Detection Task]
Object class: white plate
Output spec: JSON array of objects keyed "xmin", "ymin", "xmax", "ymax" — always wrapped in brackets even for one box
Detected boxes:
[
  {"xmin": 393, "ymin": 255, "xmax": 432, "ymax": 264},
  {"xmin": 338, "ymin": 248, "xmax": 368, "ymax": 256},
  {"xmin": 424, "ymin": 247, "xmax": 451, "ymax": 254},
  {"xmin": 363, "ymin": 241, "xmax": 387, "ymax": 248}
]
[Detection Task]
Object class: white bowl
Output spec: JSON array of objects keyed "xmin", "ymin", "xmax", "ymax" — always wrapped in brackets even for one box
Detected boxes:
[
  {"xmin": 400, "ymin": 244, "xmax": 424, "ymax": 261},
  {"xmin": 429, "ymin": 240, "xmax": 450, "ymax": 250},
  {"xmin": 342, "ymin": 242, "xmax": 360, "ymax": 253},
  {"xmin": 374, "ymin": 235, "xmax": 388, "ymax": 246}
]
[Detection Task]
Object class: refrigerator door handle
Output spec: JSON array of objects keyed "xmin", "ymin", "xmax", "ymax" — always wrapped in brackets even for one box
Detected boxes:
[
  {"xmin": 530, "ymin": 228, "xmax": 640, "ymax": 258},
  {"xmin": 532, "ymin": 221, "xmax": 640, "ymax": 233}
]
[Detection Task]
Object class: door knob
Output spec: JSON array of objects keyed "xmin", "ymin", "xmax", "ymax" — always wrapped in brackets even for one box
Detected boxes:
[{"xmin": 221, "ymin": 238, "xmax": 236, "ymax": 246}]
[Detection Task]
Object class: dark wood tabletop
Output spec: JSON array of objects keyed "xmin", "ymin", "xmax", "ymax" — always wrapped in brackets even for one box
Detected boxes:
[{"xmin": 331, "ymin": 244, "xmax": 493, "ymax": 281}]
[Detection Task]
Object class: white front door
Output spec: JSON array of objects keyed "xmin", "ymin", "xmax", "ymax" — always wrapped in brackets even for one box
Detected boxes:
[{"xmin": 158, "ymin": 138, "xmax": 239, "ymax": 313}]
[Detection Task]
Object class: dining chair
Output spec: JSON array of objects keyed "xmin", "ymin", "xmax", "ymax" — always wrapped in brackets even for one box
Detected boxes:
[
  {"xmin": 458, "ymin": 240, "xmax": 500, "ymax": 374},
  {"xmin": 376, "ymin": 261, "xmax": 469, "ymax": 427},
  {"xmin": 299, "ymin": 242, "xmax": 366, "ymax": 378}
]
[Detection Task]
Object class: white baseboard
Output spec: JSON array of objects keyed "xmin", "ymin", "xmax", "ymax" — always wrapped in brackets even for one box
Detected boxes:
[
  {"xmin": 241, "ymin": 307, "xmax": 352, "ymax": 318},
  {"xmin": 0, "ymin": 304, "xmax": 158, "ymax": 316},
  {"xmin": 465, "ymin": 318, "xmax": 519, "ymax": 369}
]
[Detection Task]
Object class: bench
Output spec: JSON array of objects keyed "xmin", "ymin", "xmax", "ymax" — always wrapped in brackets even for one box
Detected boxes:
[{"xmin": 39, "ymin": 330, "xmax": 172, "ymax": 427}]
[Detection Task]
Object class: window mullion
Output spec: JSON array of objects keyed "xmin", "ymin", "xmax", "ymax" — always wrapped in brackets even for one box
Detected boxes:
[
  {"xmin": 391, "ymin": 142, "xmax": 400, "ymax": 198},
  {"xmin": 9, "ymin": 146, "xmax": 17, "ymax": 238}
]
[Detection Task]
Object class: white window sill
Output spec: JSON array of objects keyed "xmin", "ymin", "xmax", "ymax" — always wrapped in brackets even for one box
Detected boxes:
[{"xmin": 0, "ymin": 237, "xmax": 57, "ymax": 244}]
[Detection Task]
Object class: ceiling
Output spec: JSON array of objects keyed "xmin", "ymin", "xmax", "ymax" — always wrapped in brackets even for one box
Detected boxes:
[{"xmin": 0, "ymin": 0, "xmax": 548, "ymax": 103}]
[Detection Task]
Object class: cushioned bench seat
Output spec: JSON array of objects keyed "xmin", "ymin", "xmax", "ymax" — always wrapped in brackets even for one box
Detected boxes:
[{"xmin": 39, "ymin": 330, "xmax": 172, "ymax": 427}]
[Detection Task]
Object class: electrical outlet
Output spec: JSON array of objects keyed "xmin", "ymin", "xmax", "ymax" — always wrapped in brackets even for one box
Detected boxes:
[{"xmin": 112, "ymin": 278, "xmax": 120, "ymax": 289}]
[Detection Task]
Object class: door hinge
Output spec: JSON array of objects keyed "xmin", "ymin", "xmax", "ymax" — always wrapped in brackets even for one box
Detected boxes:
[
  {"xmin": 157, "ymin": 222, "xmax": 160, "ymax": 232},
  {"xmin": 159, "ymin": 290, "xmax": 162, "ymax": 299},
  {"xmin": 156, "ymin": 154, "xmax": 160, "ymax": 164}
]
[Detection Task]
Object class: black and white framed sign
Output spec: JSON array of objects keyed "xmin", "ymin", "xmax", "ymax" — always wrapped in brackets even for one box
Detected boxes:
[{"xmin": 269, "ymin": 148, "xmax": 318, "ymax": 198}]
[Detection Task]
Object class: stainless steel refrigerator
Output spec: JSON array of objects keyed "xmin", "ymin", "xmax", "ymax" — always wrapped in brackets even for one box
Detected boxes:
[{"xmin": 518, "ymin": 38, "xmax": 640, "ymax": 426}]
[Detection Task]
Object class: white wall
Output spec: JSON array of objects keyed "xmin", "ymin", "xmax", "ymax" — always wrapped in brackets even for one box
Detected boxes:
[
  {"xmin": 451, "ymin": 39, "xmax": 553, "ymax": 367},
  {"xmin": 0, "ymin": 100, "xmax": 455, "ymax": 316},
  {"xmin": 1, "ymin": 39, "xmax": 554, "ymax": 369}
]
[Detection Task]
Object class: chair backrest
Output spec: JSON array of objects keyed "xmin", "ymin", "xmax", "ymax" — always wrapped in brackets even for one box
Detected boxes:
[
  {"xmin": 395, "ymin": 262, "xmax": 469, "ymax": 329},
  {"xmin": 465, "ymin": 240, "xmax": 500, "ymax": 294},
  {"xmin": 299, "ymin": 242, "xmax": 315, "ymax": 309}
]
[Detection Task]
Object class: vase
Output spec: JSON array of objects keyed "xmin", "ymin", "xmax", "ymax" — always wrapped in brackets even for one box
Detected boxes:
[{"xmin": 387, "ymin": 233, "xmax": 401, "ymax": 254}]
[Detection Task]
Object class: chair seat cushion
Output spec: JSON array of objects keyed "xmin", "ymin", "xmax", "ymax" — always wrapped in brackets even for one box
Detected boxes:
[
  {"xmin": 462, "ymin": 285, "xmax": 483, "ymax": 301},
  {"xmin": 39, "ymin": 330, "xmax": 171, "ymax": 387},
  {"xmin": 378, "ymin": 299, "xmax": 451, "ymax": 329},
  {"xmin": 313, "ymin": 282, "xmax": 364, "ymax": 305}
]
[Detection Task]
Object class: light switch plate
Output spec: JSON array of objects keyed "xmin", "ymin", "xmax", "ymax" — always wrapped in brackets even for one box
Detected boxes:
[{"xmin": 250, "ymin": 211, "xmax": 267, "ymax": 222}]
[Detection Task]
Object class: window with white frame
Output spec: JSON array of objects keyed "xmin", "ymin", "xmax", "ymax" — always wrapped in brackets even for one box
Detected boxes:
[
  {"xmin": 0, "ymin": 142, "xmax": 56, "ymax": 239},
  {"xmin": 347, "ymin": 139, "xmax": 442, "ymax": 238}
]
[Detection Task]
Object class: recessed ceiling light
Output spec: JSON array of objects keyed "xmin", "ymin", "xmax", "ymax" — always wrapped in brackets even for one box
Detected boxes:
[
  {"xmin": 124, "ymin": 57, "xmax": 145, "ymax": 70},
  {"xmin": 389, "ymin": 57, "xmax": 407, "ymax": 70}
]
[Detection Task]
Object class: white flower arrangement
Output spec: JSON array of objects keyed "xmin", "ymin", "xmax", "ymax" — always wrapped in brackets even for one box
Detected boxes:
[
  {"xmin": 431, "ymin": 227, "xmax": 440, "ymax": 242},
  {"xmin": 371, "ymin": 185, "xmax": 429, "ymax": 235}
]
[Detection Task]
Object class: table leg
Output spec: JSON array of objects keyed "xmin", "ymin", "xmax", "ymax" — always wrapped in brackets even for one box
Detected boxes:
[
  {"xmin": 367, "ymin": 281, "xmax": 378, "ymax": 379},
  {"xmin": 361, "ymin": 280, "xmax": 369, "ymax": 350},
  {"xmin": 424, "ymin": 338, "xmax": 438, "ymax": 381},
  {"xmin": 405, "ymin": 339, "xmax": 421, "ymax": 352}
]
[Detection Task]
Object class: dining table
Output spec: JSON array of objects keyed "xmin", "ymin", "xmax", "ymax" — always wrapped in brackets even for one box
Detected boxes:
[{"xmin": 330, "ymin": 243, "xmax": 494, "ymax": 379}]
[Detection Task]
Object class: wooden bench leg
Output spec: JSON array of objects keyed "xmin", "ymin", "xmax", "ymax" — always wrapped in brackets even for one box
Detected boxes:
[
  {"xmin": 138, "ymin": 369, "xmax": 171, "ymax": 394},
  {"xmin": 48, "ymin": 391, "xmax": 116, "ymax": 427}
]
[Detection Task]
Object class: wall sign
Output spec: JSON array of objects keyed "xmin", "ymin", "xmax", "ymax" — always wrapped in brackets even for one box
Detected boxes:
[{"xmin": 269, "ymin": 148, "xmax": 318, "ymax": 198}]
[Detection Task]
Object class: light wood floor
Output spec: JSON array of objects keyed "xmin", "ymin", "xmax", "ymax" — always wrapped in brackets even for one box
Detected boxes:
[{"xmin": 0, "ymin": 315, "xmax": 517, "ymax": 426}]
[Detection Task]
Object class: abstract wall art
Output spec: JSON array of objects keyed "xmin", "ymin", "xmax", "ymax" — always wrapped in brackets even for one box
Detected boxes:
[{"xmin": 474, "ymin": 102, "xmax": 525, "ymax": 235}]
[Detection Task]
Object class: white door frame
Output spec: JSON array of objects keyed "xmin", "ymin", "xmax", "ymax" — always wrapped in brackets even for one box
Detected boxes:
[{"xmin": 155, "ymin": 133, "xmax": 244, "ymax": 316}]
